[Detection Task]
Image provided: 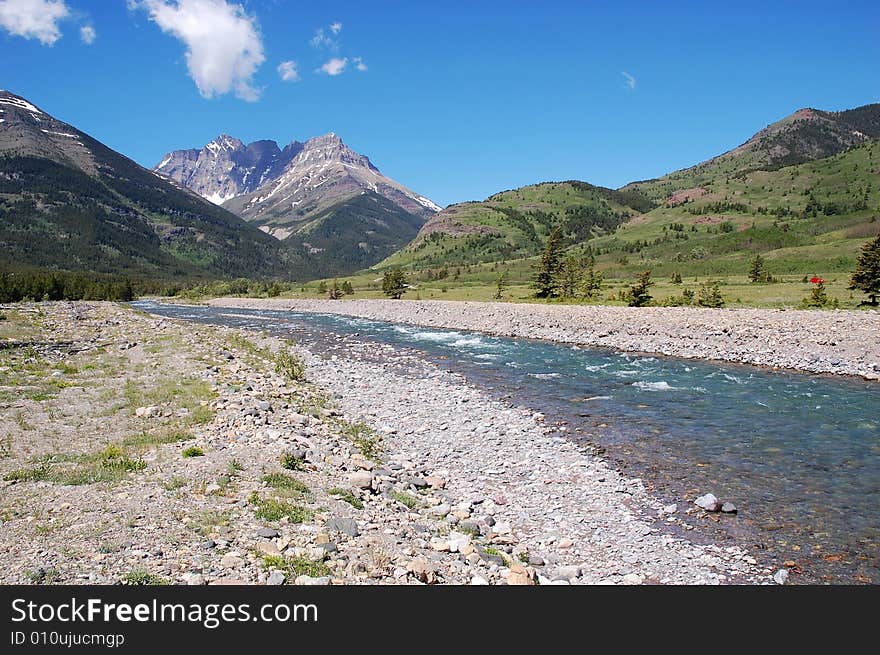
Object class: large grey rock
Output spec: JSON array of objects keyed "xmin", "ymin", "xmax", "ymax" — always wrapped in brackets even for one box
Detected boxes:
[
  {"xmin": 695, "ymin": 493, "xmax": 722, "ymax": 512},
  {"xmin": 266, "ymin": 571, "xmax": 286, "ymax": 586},
  {"xmin": 326, "ymin": 517, "xmax": 359, "ymax": 538},
  {"xmin": 348, "ymin": 470, "xmax": 373, "ymax": 490}
]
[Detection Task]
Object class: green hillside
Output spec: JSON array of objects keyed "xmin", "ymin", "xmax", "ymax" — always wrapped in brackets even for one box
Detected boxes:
[
  {"xmin": 380, "ymin": 181, "xmax": 652, "ymax": 269},
  {"xmin": 281, "ymin": 191, "xmax": 426, "ymax": 279},
  {"xmin": 587, "ymin": 139, "xmax": 879, "ymax": 279}
]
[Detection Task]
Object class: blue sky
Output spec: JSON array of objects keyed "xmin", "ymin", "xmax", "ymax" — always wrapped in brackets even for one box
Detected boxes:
[{"xmin": 1, "ymin": 0, "xmax": 878, "ymax": 207}]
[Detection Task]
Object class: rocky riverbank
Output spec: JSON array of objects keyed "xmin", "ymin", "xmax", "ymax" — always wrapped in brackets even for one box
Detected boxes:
[
  {"xmin": 0, "ymin": 302, "xmax": 772, "ymax": 584},
  {"xmin": 208, "ymin": 298, "xmax": 880, "ymax": 380}
]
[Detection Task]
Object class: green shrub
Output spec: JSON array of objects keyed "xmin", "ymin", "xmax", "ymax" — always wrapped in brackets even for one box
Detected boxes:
[
  {"xmin": 182, "ymin": 446, "xmax": 204, "ymax": 458},
  {"xmin": 328, "ymin": 487, "xmax": 364, "ymax": 510},
  {"xmin": 275, "ymin": 350, "xmax": 306, "ymax": 381}
]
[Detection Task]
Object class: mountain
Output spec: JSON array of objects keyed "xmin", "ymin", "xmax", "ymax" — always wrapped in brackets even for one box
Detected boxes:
[
  {"xmin": 379, "ymin": 181, "xmax": 653, "ymax": 269},
  {"xmin": 623, "ymin": 104, "xmax": 880, "ymax": 203},
  {"xmin": 155, "ymin": 133, "xmax": 441, "ymax": 271},
  {"xmin": 0, "ymin": 90, "xmax": 304, "ymax": 279},
  {"xmin": 154, "ymin": 135, "xmax": 302, "ymax": 205}
]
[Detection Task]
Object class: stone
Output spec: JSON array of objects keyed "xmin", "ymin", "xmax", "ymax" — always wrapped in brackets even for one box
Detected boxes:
[
  {"xmin": 326, "ymin": 517, "xmax": 359, "ymax": 538},
  {"xmin": 404, "ymin": 476, "xmax": 428, "ymax": 489},
  {"xmin": 406, "ymin": 557, "xmax": 437, "ymax": 584},
  {"xmin": 258, "ymin": 401, "xmax": 271, "ymax": 412},
  {"xmin": 294, "ymin": 575, "xmax": 331, "ymax": 586},
  {"xmin": 425, "ymin": 475, "xmax": 446, "ymax": 489},
  {"xmin": 266, "ymin": 571, "xmax": 286, "ymax": 586},
  {"xmin": 553, "ymin": 565, "xmax": 582, "ymax": 580},
  {"xmin": 182, "ymin": 573, "xmax": 206, "ymax": 585},
  {"xmin": 621, "ymin": 573, "xmax": 644, "ymax": 585},
  {"xmin": 256, "ymin": 527, "xmax": 280, "ymax": 538},
  {"xmin": 695, "ymin": 493, "xmax": 722, "ymax": 512},
  {"xmin": 721, "ymin": 502, "xmax": 738, "ymax": 514},
  {"xmin": 348, "ymin": 470, "xmax": 373, "ymax": 490},
  {"xmin": 470, "ymin": 576, "xmax": 489, "ymax": 585},
  {"xmin": 220, "ymin": 554, "xmax": 243, "ymax": 568},
  {"xmin": 429, "ymin": 503, "xmax": 451, "ymax": 517},
  {"xmin": 558, "ymin": 538, "xmax": 574, "ymax": 549},
  {"xmin": 256, "ymin": 539, "xmax": 280, "ymax": 556},
  {"xmin": 505, "ymin": 562, "xmax": 535, "ymax": 586},
  {"xmin": 447, "ymin": 531, "xmax": 471, "ymax": 553},
  {"xmin": 773, "ymin": 569, "xmax": 789, "ymax": 585},
  {"xmin": 662, "ymin": 504, "xmax": 678, "ymax": 515},
  {"xmin": 429, "ymin": 538, "xmax": 450, "ymax": 552},
  {"xmin": 459, "ymin": 521, "xmax": 481, "ymax": 536}
]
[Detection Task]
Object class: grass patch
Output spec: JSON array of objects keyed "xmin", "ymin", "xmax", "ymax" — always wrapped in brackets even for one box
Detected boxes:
[
  {"xmin": 249, "ymin": 493, "xmax": 313, "ymax": 523},
  {"xmin": 261, "ymin": 554, "xmax": 330, "ymax": 580},
  {"xmin": 227, "ymin": 459, "xmax": 244, "ymax": 475},
  {"xmin": 262, "ymin": 473, "xmax": 310, "ymax": 494},
  {"xmin": 4, "ymin": 446, "xmax": 146, "ymax": 486},
  {"xmin": 275, "ymin": 349, "xmax": 306, "ymax": 381},
  {"xmin": 327, "ymin": 487, "xmax": 364, "ymax": 510},
  {"xmin": 3, "ymin": 458, "xmax": 51, "ymax": 482},
  {"xmin": 57, "ymin": 445, "xmax": 146, "ymax": 485},
  {"xmin": 390, "ymin": 490, "xmax": 419, "ymax": 509},
  {"xmin": 280, "ymin": 452, "xmax": 305, "ymax": 471},
  {"xmin": 181, "ymin": 446, "xmax": 204, "ymax": 458},
  {"xmin": 121, "ymin": 570, "xmax": 169, "ymax": 586},
  {"xmin": 162, "ymin": 476, "xmax": 187, "ymax": 491},
  {"xmin": 122, "ymin": 429, "xmax": 191, "ymax": 450},
  {"xmin": 337, "ymin": 420, "xmax": 382, "ymax": 461}
]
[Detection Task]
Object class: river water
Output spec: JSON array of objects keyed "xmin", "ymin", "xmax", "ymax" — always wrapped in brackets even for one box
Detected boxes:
[{"xmin": 135, "ymin": 300, "xmax": 880, "ymax": 584}]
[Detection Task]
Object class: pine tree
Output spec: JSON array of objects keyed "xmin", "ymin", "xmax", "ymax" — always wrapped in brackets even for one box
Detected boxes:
[
  {"xmin": 670, "ymin": 271, "xmax": 682, "ymax": 284},
  {"xmin": 341, "ymin": 280, "xmax": 354, "ymax": 295},
  {"xmin": 583, "ymin": 261, "xmax": 604, "ymax": 300},
  {"xmin": 849, "ymin": 234, "xmax": 880, "ymax": 306},
  {"xmin": 531, "ymin": 226, "xmax": 564, "ymax": 298},
  {"xmin": 748, "ymin": 254, "xmax": 765, "ymax": 283},
  {"xmin": 627, "ymin": 271, "xmax": 653, "ymax": 307},
  {"xmin": 802, "ymin": 280, "xmax": 829, "ymax": 308},
  {"xmin": 382, "ymin": 268, "xmax": 408, "ymax": 299},
  {"xmin": 494, "ymin": 270, "xmax": 508, "ymax": 300},
  {"xmin": 696, "ymin": 280, "xmax": 725, "ymax": 307},
  {"xmin": 559, "ymin": 255, "xmax": 582, "ymax": 299}
]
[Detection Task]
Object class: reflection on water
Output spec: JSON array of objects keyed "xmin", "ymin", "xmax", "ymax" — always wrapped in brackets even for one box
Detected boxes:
[{"xmin": 135, "ymin": 301, "xmax": 880, "ymax": 583}]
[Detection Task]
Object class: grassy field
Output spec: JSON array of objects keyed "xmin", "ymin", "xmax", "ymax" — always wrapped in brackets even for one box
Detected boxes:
[{"xmin": 262, "ymin": 269, "xmax": 865, "ymax": 309}]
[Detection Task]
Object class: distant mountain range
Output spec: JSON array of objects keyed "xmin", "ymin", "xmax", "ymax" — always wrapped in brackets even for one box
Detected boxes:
[
  {"xmin": 1, "ymin": 89, "xmax": 877, "ymax": 282},
  {"xmin": 0, "ymin": 90, "xmax": 295, "ymax": 279},
  {"xmin": 154, "ymin": 132, "xmax": 440, "ymax": 271}
]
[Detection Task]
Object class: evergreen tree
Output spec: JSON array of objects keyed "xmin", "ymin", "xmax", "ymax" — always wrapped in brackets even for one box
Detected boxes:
[
  {"xmin": 531, "ymin": 226, "xmax": 564, "ymax": 298},
  {"xmin": 494, "ymin": 270, "xmax": 508, "ymax": 300},
  {"xmin": 849, "ymin": 235, "xmax": 880, "ymax": 306},
  {"xmin": 559, "ymin": 254, "xmax": 582, "ymax": 300},
  {"xmin": 382, "ymin": 268, "xmax": 408, "ymax": 299},
  {"xmin": 670, "ymin": 271, "xmax": 682, "ymax": 284},
  {"xmin": 748, "ymin": 254, "xmax": 766, "ymax": 283},
  {"xmin": 627, "ymin": 271, "xmax": 653, "ymax": 307},
  {"xmin": 341, "ymin": 280, "xmax": 354, "ymax": 295},
  {"xmin": 583, "ymin": 261, "xmax": 604, "ymax": 300},
  {"xmin": 802, "ymin": 280, "xmax": 829, "ymax": 308},
  {"xmin": 696, "ymin": 280, "xmax": 725, "ymax": 307}
]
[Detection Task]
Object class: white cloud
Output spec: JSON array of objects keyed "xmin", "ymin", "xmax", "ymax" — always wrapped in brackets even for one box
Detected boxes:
[
  {"xmin": 141, "ymin": 0, "xmax": 265, "ymax": 101},
  {"xmin": 0, "ymin": 0, "xmax": 69, "ymax": 45},
  {"xmin": 309, "ymin": 26, "xmax": 338, "ymax": 50},
  {"xmin": 277, "ymin": 60, "xmax": 299, "ymax": 82},
  {"xmin": 329, "ymin": 21, "xmax": 342, "ymax": 35},
  {"xmin": 622, "ymin": 71, "xmax": 636, "ymax": 90},
  {"xmin": 353, "ymin": 56, "xmax": 366, "ymax": 72},
  {"xmin": 317, "ymin": 57, "xmax": 347, "ymax": 76},
  {"xmin": 79, "ymin": 24, "xmax": 96, "ymax": 44}
]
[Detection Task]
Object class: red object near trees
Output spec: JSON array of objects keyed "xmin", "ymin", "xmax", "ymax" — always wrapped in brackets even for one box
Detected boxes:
[{"xmin": 810, "ymin": 276, "xmax": 825, "ymax": 284}]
